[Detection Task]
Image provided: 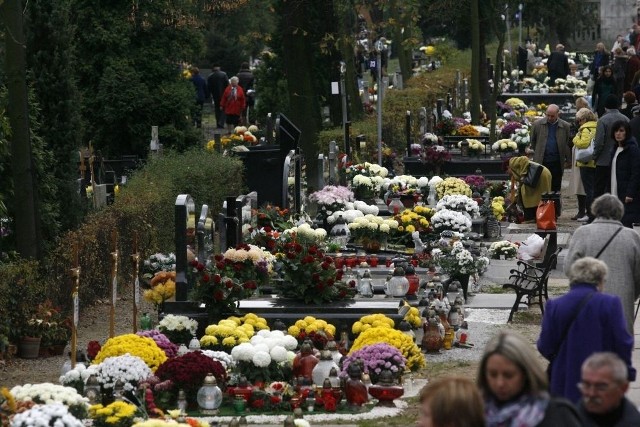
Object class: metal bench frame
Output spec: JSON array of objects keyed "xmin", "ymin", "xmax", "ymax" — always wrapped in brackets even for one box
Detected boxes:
[{"xmin": 502, "ymin": 248, "xmax": 561, "ymax": 322}]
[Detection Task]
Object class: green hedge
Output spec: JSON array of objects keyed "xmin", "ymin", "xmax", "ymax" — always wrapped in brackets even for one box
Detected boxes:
[{"xmin": 1, "ymin": 149, "xmax": 245, "ymax": 343}]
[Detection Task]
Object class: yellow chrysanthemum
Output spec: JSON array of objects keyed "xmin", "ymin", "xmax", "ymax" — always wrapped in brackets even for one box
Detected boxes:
[
  {"xmin": 288, "ymin": 325, "xmax": 301, "ymax": 336},
  {"xmin": 200, "ymin": 335, "xmax": 218, "ymax": 347},
  {"xmin": 303, "ymin": 316, "xmax": 316, "ymax": 324},
  {"xmin": 93, "ymin": 334, "xmax": 166, "ymax": 371},
  {"xmin": 222, "ymin": 336, "xmax": 236, "ymax": 346},
  {"xmin": 350, "ymin": 327, "xmax": 425, "ymax": 371}
]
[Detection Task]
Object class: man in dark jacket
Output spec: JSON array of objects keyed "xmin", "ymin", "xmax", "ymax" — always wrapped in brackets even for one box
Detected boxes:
[
  {"xmin": 577, "ymin": 352, "xmax": 640, "ymax": 426},
  {"xmin": 207, "ymin": 66, "xmax": 229, "ymax": 129},
  {"xmin": 189, "ymin": 67, "xmax": 207, "ymax": 128},
  {"xmin": 547, "ymin": 44, "xmax": 570, "ymax": 85},
  {"xmin": 237, "ymin": 62, "xmax": 255, "ymax": 123}
]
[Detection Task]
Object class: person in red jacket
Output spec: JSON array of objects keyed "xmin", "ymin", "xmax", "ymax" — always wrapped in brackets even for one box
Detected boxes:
[{"xmin": 220, "ymin": 76, "xmax": 246, "ymax": 133}]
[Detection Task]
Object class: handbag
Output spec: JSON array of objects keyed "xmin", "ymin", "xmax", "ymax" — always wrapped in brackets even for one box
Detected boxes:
[
  {"xmin": 547, "ymin": 291, "xmax": 596, "ymax": 379},
  {"xmin": 523, "ymin": 162, "xmax": 543, "ymax": 187},
  {"xmin": 576, "ymin": 137, "xmax": 595, "ymax": 162},
  {"xmin": 536, "ymin": 200, "xmax": 556, "ymax": 230}
]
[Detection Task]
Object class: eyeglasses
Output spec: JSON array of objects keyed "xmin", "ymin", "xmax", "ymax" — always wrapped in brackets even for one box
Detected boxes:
[{"xmin": 577, "ymin": 381, "xmax": 614, "ymax": 393}]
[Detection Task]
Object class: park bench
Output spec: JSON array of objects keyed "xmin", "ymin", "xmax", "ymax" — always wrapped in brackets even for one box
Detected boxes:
[{"xmin": 502, "ymin": 247, "xmax": 561, "ymax": 322}]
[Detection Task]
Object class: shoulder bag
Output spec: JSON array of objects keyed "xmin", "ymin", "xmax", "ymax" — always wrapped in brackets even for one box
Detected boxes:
[
  {"xmin": 523, "ymin": 162, "xmax": 543, "ymax": 187},
  {"xmin": 576, "ymin": 136, "xmax": 595, "ymax": 163}
]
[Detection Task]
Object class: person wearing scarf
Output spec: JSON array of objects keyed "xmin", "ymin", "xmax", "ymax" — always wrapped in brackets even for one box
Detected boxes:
[{"xmin": 478, "ymin": 331, "xmax": 582, "ymax": 427}]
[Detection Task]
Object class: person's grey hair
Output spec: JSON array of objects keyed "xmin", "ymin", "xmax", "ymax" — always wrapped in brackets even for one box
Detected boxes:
[
  {"xmin": 477, "ymin": 331, "xmax": 547, "ymax": 397},
  {"xmin": 230, "ymin": 76, "xmax": 239, "ymax": 84},
  {"xmin": 582, "ymin": 352, "xmax": 628, "ymax": 384},
  {"xmin": 568, "ymin": 257, "xmax": 608, "ymax": 285},
  {"xmin": 575, "ymin": 107, "xmax": 596, "ymax": 122},
  {"xmin": 591, "ymin": 194, "xmax": 624, "ymax": 220}
]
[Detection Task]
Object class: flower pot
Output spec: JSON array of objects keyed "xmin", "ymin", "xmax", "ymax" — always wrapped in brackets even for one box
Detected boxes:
[
  {"xmin": 361, "ymin": 237, "xmax": 383, "ymax": 254},
  {"xmin": 19, "ymin": 336, "xmax": 41, "ymax": 359}
]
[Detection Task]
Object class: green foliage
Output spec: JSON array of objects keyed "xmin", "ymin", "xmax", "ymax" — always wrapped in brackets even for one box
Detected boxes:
[
  {"xmin": 40, "ymin": 148, "xmax": 242, "ymax": 322},
  {"xmin": 0, "ymin": 260, "xmax": 48, "ymax": 341},
  {"xmin": 73, "ymin": 0, "xmax": 206, "ymax": 158},
  {"xmin": 25, "ymin": 0, "xmax": 85, "ymax": 233},
  {"xmin": 253, "ymin": 51, "xmax": 290, "ymax": 123}
]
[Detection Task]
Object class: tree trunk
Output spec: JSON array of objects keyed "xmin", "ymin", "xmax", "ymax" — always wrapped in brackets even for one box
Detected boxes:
[
  {"xmin": 389, "ymin": 0, "xmax": 413, "ymax": 85},
  {"xmin": 335, "ymin": 0, "xmax": 364, "ymax": 121},
  {"xmin": 280, "ymin": 0, "xmax": 322, "ymax": 183},
  {"xmin": 469, "ymin": 0, "xmax": 481, "ymax": 124},
  {"xmin": 2, "ymin": 0, "xmax": 42, "ymax": 259}
]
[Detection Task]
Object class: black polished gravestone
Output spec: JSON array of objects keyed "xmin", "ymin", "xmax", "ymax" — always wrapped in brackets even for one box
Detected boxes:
[
  {"xmin": 237, "ymin": 297, "xmax": 404, "ymax": 340},
  {"xmin": 234, "ymin": 113, "xmax": 301, "ymax": 208}
]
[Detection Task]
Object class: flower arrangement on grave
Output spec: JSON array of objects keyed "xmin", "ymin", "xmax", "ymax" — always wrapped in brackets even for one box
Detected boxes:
[
  {"xmin": 309, "ymin": 185, "xmax": 354, "ymax": 225},
  {"xmin": 283, "ymin": 223, "xmax": 327, "ymax": 246},
  {"xmin": 436, "ymin": 177, "xmax": 472, "ymax": 199},
  {"xmin": 345, "ymin": 161, "xmax": 389, "ymax": 182},
  {"xmin": 30, "ymin": 300, "xmax": 72, "ymax": 347},
  {"xmin": 275, "ymin": 240, "xmax": 356, "ymax": 304},
  {"xmin": 157, "ymin": 315, "xmax": 198, "ymax": 346},
  {"xmin": 351, "ymin": 314, "xmax": 394, "ymax": 335},
  {"xmin": 430, "ymin": 209, "xmax": 472, "ymax": 233},
  {"xmin": 340, "ymin": 343, "xmax": 407, "ymax": 384},
  {"xmin": 155, "ymin": 351, "xmax": 227, "ymax": 403},
  {"xmin": 10, "ymin": 403, "xmax": 84, "ymax": 427},
  {"xmin": 404, "ymin": 306, "xmax": 423, "ymax": 329},
  {"xmin": 435, "ymin": 117, "xmax": 456, "ymax": 136},
  {"xmin": 60, "ymin": 364, "xmax": 92, "ymax": 394},
  {"xmin": 435, "ymin": 195, "xmax": 480, "ymax": 218},
  {"xmin": 491, "ymin": 196, "xmax": 507, "ymax": 220},
  {"xmin": 200, "ymin": 313, "xmax": 269, "ymax": 351},
  {"xmin": 87, "ymin": 340, "xmax": 102, "ymax": 362},
  {"xmin": 422, "ymin": 132, "xmax": 439, "ymax": 145},
  {"xmin": 489, "ymin": 240, "xmax": 519, "ymax": 260},
  {"xmin": 132, "ymin": 421, "xmax": 192, "ymax": 427},
  {"xmin": 433, "ymin": 241, "xmax": 490, "ymax": 277},
  {"xmin": 492, "ymin": 138, "xmax": 518, "ymax": 153},
  {"xmin": 89, "ymin": 400, "xmax": 141, "ymax": 427},
  {"xmin": 423, "ymin": 145, "xmax": 452, "ymax": 168},
  {"xmin": 462, "ymin": 175, "xmax": 487, "ymax": 195},
  {"xmin": 389, "ymin": 206, "xmax": 433, "ymax": 246},
  {"xmin": 348, "ymin": 215, "xmax": 395, "ymax": 246},
  {"xmin": 93, "ymin": 334, "xmax": 167, "ymax": 371},
  {"xmin": 142, "ymin": 253, "xmax": 176, "ymax": 283},
  {"xmin": 10, "ymin": 383, "xmax": 89, "ymax": 420},
  {"xmin": 90, "ymin": 354, "xmax": 153, "ymax": 392},
  {"xmin": 456, "ymin": 124, "xmax": 480, "ymax": 137},
  {"xmin": 201, "ymin": 350, "xmax": 235, "ymax": 369},
  {"xmin": 504, "ymin": 97, "xmax": 527, "ymax": 111},
  {"xmin": 230, "ymin": 330, "xmax": 296, "ymax": 383},
  {"xmin": 511, "ymin": 127, "xmax": 530, "ymax": 148},
  {"xmin": 206, "ymin": 138, "xmax": 230, "ymax": 152},
  {"xmin": 460, "ymin": 138, "xmax": 485, "ymax": 156},
  {"xmin": 143, "ymin": 271, "xmax": 176, "ymax": 309},
  {"xmin": 350, "ymin": 327, "xmax": 425, "ymax": 371},
  {"xmin": 500, "ymin": 121, "xmax": 524, "ymax": 139},
  {"xmin": 233, "ymin": 125, "xmax": 259, "ymax": 144},
  {"xmin": 255, "ymin": 204, "xmax": 293, "ymax": 231},
  {"xmin": 137, "ymin": 330, "xmax": 179, "ymax": 358},
  {"xmin": 345, "ymin": 162, "xmax": 388, "ymax": 199},
  {"xmin": 287, "ymin": 316, "xmax": 336, "ymax": 350}
]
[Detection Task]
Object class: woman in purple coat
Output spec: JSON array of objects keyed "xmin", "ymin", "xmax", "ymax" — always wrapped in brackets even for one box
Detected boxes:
[{"xmin": 537, "ymin": 257, "xmax": 635, "ymax": 403}]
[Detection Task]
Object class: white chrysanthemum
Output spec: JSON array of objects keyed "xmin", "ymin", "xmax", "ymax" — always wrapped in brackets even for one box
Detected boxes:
[
  {"xmin": 11, "ymin": 403, "xmax": 84, "ymax": 427},
  {"xmin": 282, "ymin": 335, "xmax": 299, "ymax": 351},
  {"xmin": 270, "ymin": 346, "xmax": 289, "ymax": 363},
  {"xmin": 231, "ymin": 342, "xmax": 256, "ymax": 362},
  {"xmin": 253, "ymin": 350, "xmax": 272, "ymax": 367}
]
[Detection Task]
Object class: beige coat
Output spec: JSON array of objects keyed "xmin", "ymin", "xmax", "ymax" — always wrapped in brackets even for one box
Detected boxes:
[{"xmin": 530, "ymin": 117, "xmax": 572, "ymax": 164}]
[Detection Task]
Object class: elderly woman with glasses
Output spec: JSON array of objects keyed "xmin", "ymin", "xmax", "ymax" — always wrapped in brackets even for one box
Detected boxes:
[
  {"xmin": 537, "ymin": 257, "xmax": 635, "ymax": 403},
  {"xmin": 478, "ymin": 331, "xmax": 582, "ymax": 427}
]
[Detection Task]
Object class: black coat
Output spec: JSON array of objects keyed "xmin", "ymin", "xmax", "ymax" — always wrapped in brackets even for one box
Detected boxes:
[
  {"xmin": 611, "ymin": 137, "xmax": 640, "ymax": 225},
  {"xmin": 207, "ymin": 69, "xmax": 229, "ymax": 102}
]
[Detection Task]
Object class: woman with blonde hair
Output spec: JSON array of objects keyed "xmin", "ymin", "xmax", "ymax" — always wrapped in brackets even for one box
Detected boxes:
[
  {"xmin": 418, "ymin": 377, "xmax": 485, "ymax": 427},
  {"xmin": 573, "ymin": 107, "xmax": 598, "ymax": 221},
  {"xmin": 479, "ymin": 331, "xmax": 582, "ymax": 427}
]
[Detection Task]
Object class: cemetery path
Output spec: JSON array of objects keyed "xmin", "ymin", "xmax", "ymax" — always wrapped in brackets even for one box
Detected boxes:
[{"xmin": 0, "ymin": 285, "xmax": 156, "ymax": 389}]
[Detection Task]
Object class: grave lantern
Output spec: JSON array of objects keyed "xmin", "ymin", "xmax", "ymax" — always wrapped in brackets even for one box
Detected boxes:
[
  {"xmin": 460, "ymin": 139, "xmax": 470, "ymax": 157},
  {"xmin": 197, "ymin": 373, "xmax": 223, "ymax": 415}
]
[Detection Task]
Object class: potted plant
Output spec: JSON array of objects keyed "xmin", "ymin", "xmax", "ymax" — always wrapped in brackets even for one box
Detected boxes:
[
  {"xmin": 485, "ymin": 240, "xmax": 520, "ymax": 283},
  {"xmin": 18, "ymin": 309, "xmax": 47, "ymax": 359},
  {"xmin": 36, "ymin": 300, "xmax": 72, "ymax": 356}
]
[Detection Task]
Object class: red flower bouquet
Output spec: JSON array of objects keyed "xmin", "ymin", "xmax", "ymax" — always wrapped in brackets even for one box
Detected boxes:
[
  {"xmin": 155, "ymin": 351, "xmax": 226, "ymax": 404},
  {"xmin": 276, "ymin": 240, "xmax": 356, "ymax": 304}
]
